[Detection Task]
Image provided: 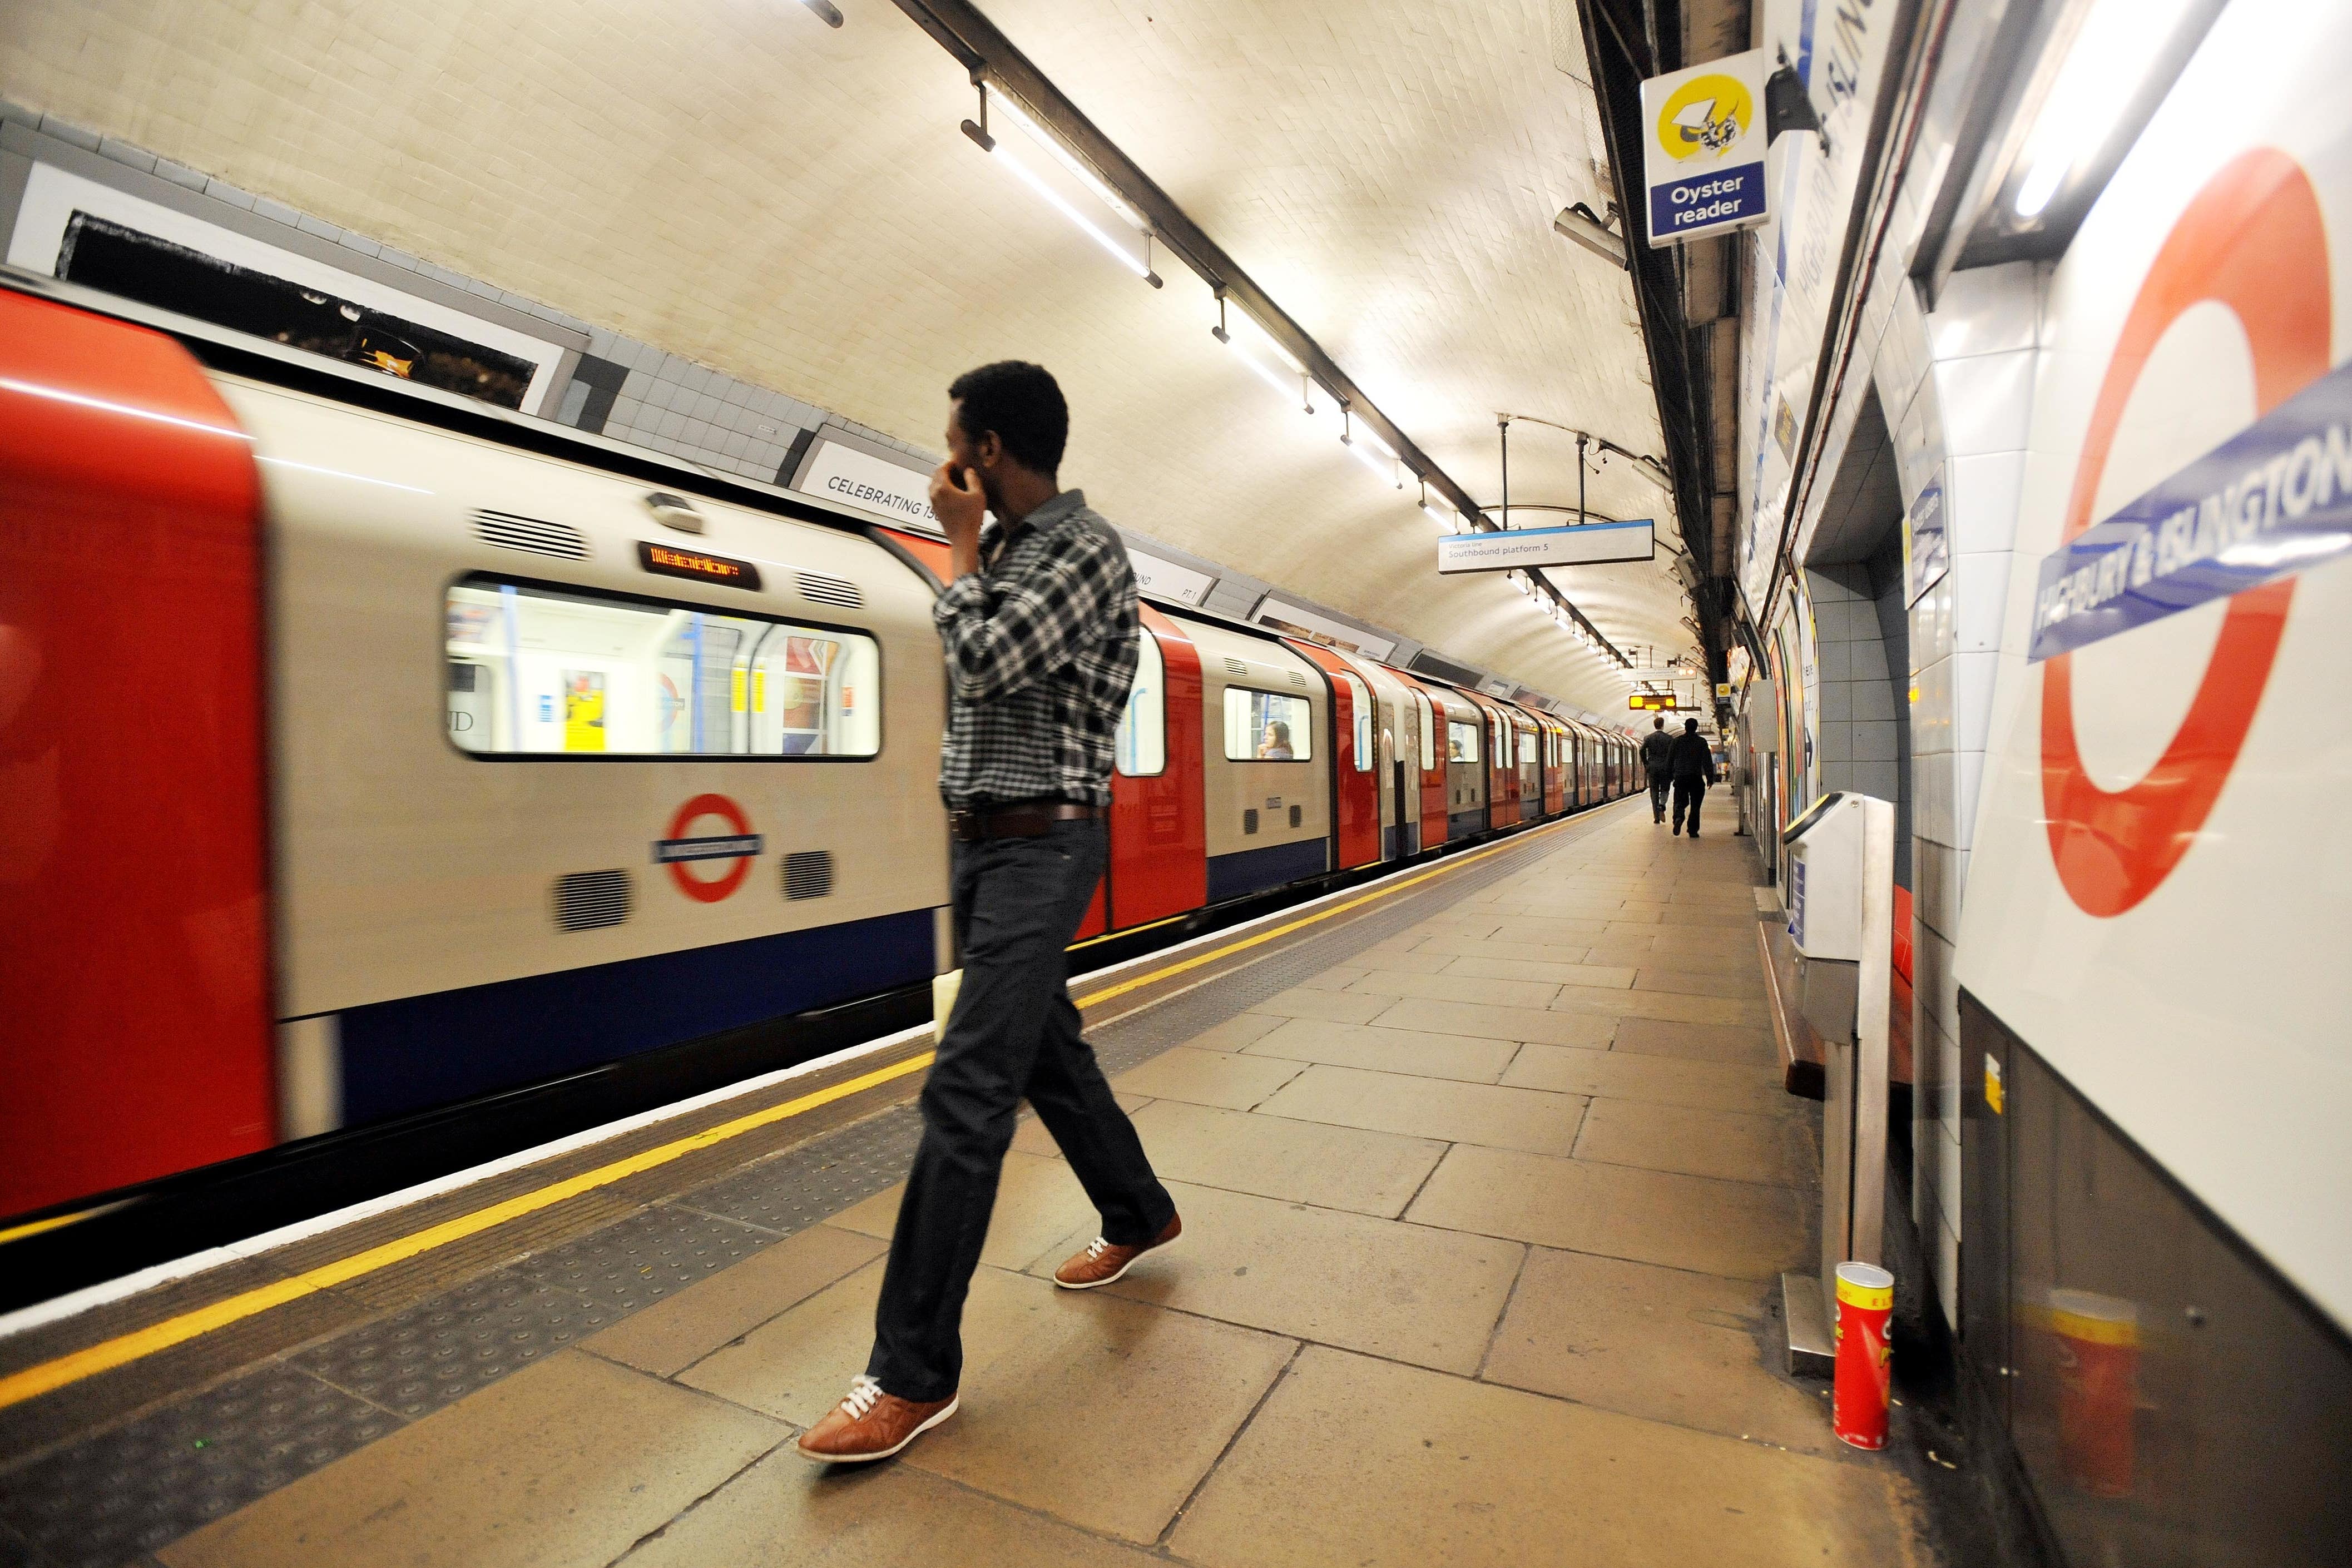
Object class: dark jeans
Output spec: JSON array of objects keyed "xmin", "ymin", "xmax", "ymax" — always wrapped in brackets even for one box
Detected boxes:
[
  {"xmin": 1647, "ymin": 768, "xmax": 1671, "ymax": 820},
  {"xmin": 1672, "ymin": 775, "xmax": 1709, "ymax": 835},
  {"xmin": 866, "ymin": 818, "xmax": 1174, "ymax": 1402}
]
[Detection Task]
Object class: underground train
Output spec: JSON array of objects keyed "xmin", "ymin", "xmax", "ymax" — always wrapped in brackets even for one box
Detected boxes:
[{"xmin": 0, "ymin": 272, "xmax": 1637, "ymax": 1249}]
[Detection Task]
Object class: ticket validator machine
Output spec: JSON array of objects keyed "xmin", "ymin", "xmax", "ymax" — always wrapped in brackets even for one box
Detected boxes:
[{"xmin": 1778, "ymin": 791, "xmax": 1896, "ymax": 1375}]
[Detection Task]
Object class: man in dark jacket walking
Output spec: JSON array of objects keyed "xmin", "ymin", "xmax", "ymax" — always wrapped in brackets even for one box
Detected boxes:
[
  {"xmin": 1667, "ymin": 717, "xmax": 1718, "ymax": 838},
  {"xmin": 1639, "ymin": 716, "xmax": 1673, "ymax": 823}
]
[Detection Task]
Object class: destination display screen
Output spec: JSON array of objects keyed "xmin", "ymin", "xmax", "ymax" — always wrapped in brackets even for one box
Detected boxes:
[{"xmin": 637, "ymin": 541, "xmax": 763, "ymax": 591}]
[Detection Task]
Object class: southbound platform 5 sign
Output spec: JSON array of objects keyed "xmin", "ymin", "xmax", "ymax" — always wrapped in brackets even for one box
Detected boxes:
[{"xmin": 1641, "ymin": 51, "xmax": 1769, "ymax": 247}]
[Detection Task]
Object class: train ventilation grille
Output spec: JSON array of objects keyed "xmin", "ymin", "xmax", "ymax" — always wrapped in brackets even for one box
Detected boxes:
[
  {"xmin": 796, "ymin": 570, "xmax": 863, "ymax": 609},
  {"xmin": 783, "ymin": 850, "xmax": 835, "ymax": 900},
  {"xmin": 554, "ymin": 870, "xmax": 631, "ymax": 931},
  {"xmin": 1222, "ymin": 658, "xmax": 1250, "ymax": 678},
  {"xmin": 475, "ymin": 509, "xmax": 590, "ymax": 560},
  {"xmin": 1287, "ymin": 672, "xmax": 1309, "ymax": 689}
]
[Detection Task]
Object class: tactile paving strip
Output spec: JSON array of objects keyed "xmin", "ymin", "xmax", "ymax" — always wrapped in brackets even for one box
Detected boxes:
[
  {"xmin": 291, "ymin": 1271, "xmax": 624, "ymax": 1420},
  {"xmin": 0, "ymin": 1366, "xmax": 394, "ymax": 1568},
  {"xmin": 0, "ymin": 808, "xmax": 1619, "ymax": 1565}
]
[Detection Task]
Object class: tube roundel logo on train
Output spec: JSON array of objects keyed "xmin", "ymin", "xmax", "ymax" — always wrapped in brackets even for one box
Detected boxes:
[
  {"xmin": 2030, "ymin": 148, "xmax": 2334, "ymax": 918},
  {"xmin": 655, "ymin": 792, "xmax": 763, "ymax": 902}
]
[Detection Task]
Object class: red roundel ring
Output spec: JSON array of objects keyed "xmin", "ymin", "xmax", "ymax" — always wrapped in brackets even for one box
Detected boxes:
[
  {"xmin": 2039, "ymin": 148, "xmax": 2331, "ymax": 919},
  {"xmin": 667, "ymin": 792, "xmax": 755, "ymax": 903}
]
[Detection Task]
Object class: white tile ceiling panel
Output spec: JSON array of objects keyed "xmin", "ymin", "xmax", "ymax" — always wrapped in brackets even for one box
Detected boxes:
[{"xmin": 3, "ymin": 0, "xmax": 1693, "ymax": 704}]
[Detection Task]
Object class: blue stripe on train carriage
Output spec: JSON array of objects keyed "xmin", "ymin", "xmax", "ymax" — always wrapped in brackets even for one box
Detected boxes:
[{"xmin": 335, "ymin": 907, "xmax": 935, "ymax": 1124}]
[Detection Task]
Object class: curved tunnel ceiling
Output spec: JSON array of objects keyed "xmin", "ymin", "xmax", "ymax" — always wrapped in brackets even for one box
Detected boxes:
[{"xmin": 1, "ymin": 0, "xmax": 1699, "ymax": 712}]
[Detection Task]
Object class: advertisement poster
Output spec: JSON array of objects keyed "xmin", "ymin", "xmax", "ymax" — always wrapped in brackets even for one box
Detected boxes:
[{"xmin": 563, "ymin": 671, "xmax": 606, "ymax": 752}]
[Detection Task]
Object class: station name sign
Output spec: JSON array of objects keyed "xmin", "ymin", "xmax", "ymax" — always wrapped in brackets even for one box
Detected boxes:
[
  {"xmin": 1438, "ymin": 519, "xmax": 1655, "ymax": 574},
  {"xmin": 1641, "ymin": 50, "xmax": 1770, "ymax": 246}
]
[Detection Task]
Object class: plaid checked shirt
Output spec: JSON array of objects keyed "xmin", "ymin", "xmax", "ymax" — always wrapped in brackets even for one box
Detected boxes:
[{"xmin": 934, "ymin": 489, "xmax": 1139, "ymax": 809}]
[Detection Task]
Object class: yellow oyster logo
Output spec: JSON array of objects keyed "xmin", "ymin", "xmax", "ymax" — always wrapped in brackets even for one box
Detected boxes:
[{"xmin": 1656, "ymin": 73, "xmax": 1754, "ymax": 160}]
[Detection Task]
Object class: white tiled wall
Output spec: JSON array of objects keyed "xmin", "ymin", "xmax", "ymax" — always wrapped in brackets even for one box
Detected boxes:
[{"xmin": 1860, "ymin": 256, "xmax": 2047, "ymax": 1332}]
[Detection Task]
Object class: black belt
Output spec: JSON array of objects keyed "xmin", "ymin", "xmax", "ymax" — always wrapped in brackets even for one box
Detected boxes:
[{"xmin": 948, "ymin": 800, "xmax": 1106, "ymax": 841}]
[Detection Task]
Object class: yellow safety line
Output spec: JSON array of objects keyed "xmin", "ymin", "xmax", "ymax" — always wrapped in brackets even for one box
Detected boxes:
[
  {"xmin": 0, "ymin": 808, "xmax": 1588, "ymax": 1411},
  {"xmin": 0, "ymin": 1210, "xmax": 102, "ymax": 1247}
]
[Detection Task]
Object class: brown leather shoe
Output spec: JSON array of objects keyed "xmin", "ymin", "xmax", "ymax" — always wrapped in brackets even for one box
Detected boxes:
[
  {"xmin": 1053, "ymin": 1214, "xmax": 1182, "ymax": 1289},
  {"xmin": 795, "ymin": 1376, "xmax": 958, "ymax": 1463}
]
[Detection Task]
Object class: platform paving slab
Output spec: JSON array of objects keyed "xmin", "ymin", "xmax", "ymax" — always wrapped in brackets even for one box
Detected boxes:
[
  {"xmin": 1407, "ymin": 1143, "xmax": 1812, "ymax": 1281},
  {"xmin": 583, "ymin": 1222, "xmax": 887, "ymax": 1379},
  {"xmin": 1294, "ymin": 964, "xmax": 1371, "ymax": 993},
  {"xmin": 1547, "ymin": 981, "xmax": 1770, "ymax": 1028},
  {"xmin": 1633, "ymin": 966, "xmax": 1768, "ymax": 999},
  {"xmin": 1572, "ymin": 1096, "xmax": 1818, "ymax": 1189},
  {"xmin": 156, "ymin": 1351, "xmax": 780, "ymax": 1568},
  {"xmin": 1034, "ymin": 1180, "xmax": 1522, "ymax": 1376},
  {"xmin": 680, "ymin": 1261, "xmax": 1294, "ymax": 1545},
  {"xmin": 1366, "ymin": 994, "xmax": 1616, "ymax": 1049},
  {"xmin": 1438, "ymin": 952, "xmax": 1639, "ymax": 988},
  {"xmin": 1407, "ymin": 931, "xmax": 1616, "ymax": 967},
  {"xmin": 1500, "ymin": 1042, "xmax": 1796, "ymax": 1117},
  {"xmin": 1109, "ymin": 1045, "xmax": 1305, "ymax": 1112},
  {"xmin": 1610, "ymin": 1015, "xmax": 1780, "ymax": 1064},
  {"xmin": 1170, "ymin": 1347, "xmax": 1924, "ymax": 1568},
  {"xmin": 1239, "ymin": 986, "xmax": 1391, "ymax": 1024},
  {"xmin": 1167, "ymin": 1011, "xmax": 1289, "ymax": 1053},
  {"xmin": 1479, "ymin": 1247, "xmax": 1836, "ymax": 1456},
  {"xmin": 613, "ymin": 1457, "xmax": 1163, "ymax": 1568},
  {"xmin": 1345, "ymin": 968, "xmax": 1563, "ymax": 1010},
  {"xmin": 1239, "ymin": 1016, "xmax": 1521, "ymax": 1084},
  {"xmin": 1252, "ymin": 1063, "xmax": 1587, "ymax": 1157},
  {"xmin": 1117, "ymin": 1099, "xmax": 1448, "ymax": 1218}
]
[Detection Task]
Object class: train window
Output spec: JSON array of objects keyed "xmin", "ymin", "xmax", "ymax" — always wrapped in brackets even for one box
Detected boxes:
[
  {"xmin": 445, "ymin": 575, "xmax": 880, "ymax": 758},
  {"xmin": 1414, "ymin": 689, "xmax": 1436, "ymax": 773},
  {"xmin": 1446, "ymin": 717, "xmax": 1479, "ymax": 763},
  {"xmin": 1224, "ymin": 686, "xmax": 1314, "ymax": 761},
  {"xmin": 1335, "ymin": 672, "xmax": 1373, "ymax": 771},
  {"xmin": 1489, "ymin": 713, "xmax": 1509, "ymax": 767},
  {"xmin": 1115, "ymin": 631, "xmax": 1166, "ymax": 777}
]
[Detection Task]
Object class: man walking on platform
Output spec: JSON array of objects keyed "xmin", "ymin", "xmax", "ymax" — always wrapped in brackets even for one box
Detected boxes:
[
  {"xmin": 798, "ymin": 362, "xmax": 1180, "ymax": 1465},
  {"xmin": 1667, "ymin": 716, "xmax": 1718, "ymax": 838},
  {"xmin": 1640, "ymin": 714, "xmax": 1673, "ymax": 823}
]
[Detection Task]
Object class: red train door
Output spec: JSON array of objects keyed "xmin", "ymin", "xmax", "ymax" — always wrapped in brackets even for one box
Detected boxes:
[
  {"xmin": 1283, "ymin": 641, "xmax": 1380, "ymax": 870},
  {"xmin": 1108, "ymin": 607, "xmax": 1208, "ymax": 929},
  {"xmin": 1, "ymin": 292, "xmax": 274, "ymax": 1219},
  {"xmin": 1398, "ymin": 676, "xmax": 1449, "ymax": 846}
]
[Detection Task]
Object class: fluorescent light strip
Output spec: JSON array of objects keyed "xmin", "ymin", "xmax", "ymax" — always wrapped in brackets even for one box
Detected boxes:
[
  {"xmin": 1343, "ymin": 435, "xmax": 1395, "ymax": 484},
  {"xmin": 1230, "ymin": 341, "xmax": 1304, "ymax": 406},
  {"xmin": 988, "ymin": 137, "xmax": 1152, "ymax": 279},
  {"xmin": 989, "ymin": 87, "xmax": 1150, "ymax": 232}
]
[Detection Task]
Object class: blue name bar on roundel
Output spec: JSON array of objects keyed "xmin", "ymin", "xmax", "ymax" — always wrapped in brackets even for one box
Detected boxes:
[
  {"xmin": 1648, "ymin": 163, "xmax": 1765, "ymax": 241},
  {"xmin": 2029, "ymin": 358, "xmax": 2352, "ymax": 663},
  {"xmin": 653, "ymin": 833, "xmax": 765, "ymax": 864}
]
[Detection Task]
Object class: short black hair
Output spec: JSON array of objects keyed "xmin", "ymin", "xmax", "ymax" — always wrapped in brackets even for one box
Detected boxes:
[
  {"xmin": 1653, "ymin": 716, "xmax": 1665, "ymax": 728},
  {"xmin": 1684, "ymin": 717, "xmax": 1700, "ymax": 731},
  {"xmin": 949, "ymin": 361, "xmax": 1068, "ymax": 474}
]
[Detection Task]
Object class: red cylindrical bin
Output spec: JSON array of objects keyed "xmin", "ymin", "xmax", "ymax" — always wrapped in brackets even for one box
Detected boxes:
[
  {"xmin": 2049, "ymin": 1289, "xmax": 2137, "ymax": 1497},
  {"xmin": 1833, "ymin": 1262, "xmax": 1895, "ymax": 1450}
]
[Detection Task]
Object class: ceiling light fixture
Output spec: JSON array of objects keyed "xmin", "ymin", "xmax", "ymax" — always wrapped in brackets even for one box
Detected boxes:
[
  {"xmin": 796, "ymin": 0, "xmax": 844, "ymax": 25},
  {"xmin": 962, "ymin": 81, "xmax": 1162, "ymax": 287},
  {"xmin": 1213, "ymin": 291, "xmax": 1314, "ymax": 414},
  {"xmin": 1341, "ymin": 409, "xmax": 1402, "ymax": 488}
]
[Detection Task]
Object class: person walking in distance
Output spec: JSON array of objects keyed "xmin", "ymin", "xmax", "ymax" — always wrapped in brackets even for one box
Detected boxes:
[
  {"xmin": 1640, "ymin": 714, "xmax": 1673, "ymax": 824},
  {"xmin": 1667, "ymin": 717, "xmax": 1719, "ymax": 838},
  {"xmin": 798, "ymin": 363, "xmax": 1181, "ymax": 1464}
]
